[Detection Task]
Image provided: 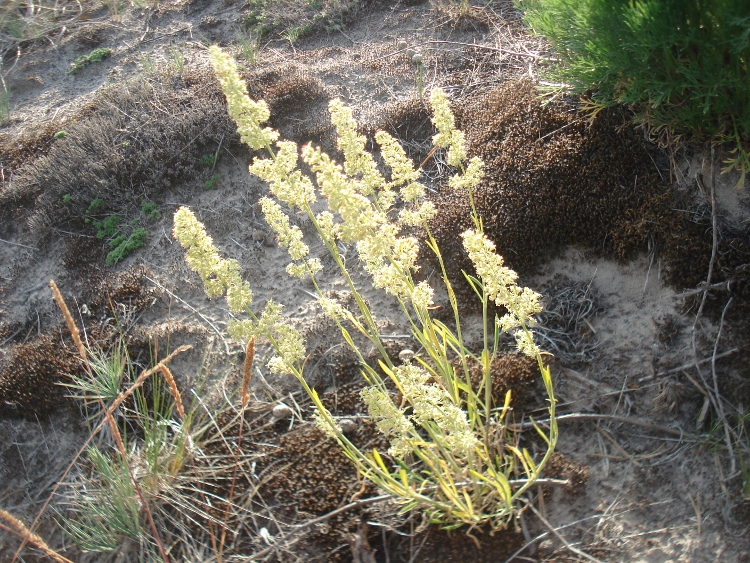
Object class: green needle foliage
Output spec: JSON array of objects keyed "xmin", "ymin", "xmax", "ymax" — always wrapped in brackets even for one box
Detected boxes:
[
  {"xmin": 60, "ymin": 340, "xmax": 206, "ymax": 557},
  {"xmin": 173, "ymin": 47, "xmax": 558, "ymax": 531},
  {"xmin": 523, "ymin": 0, "xmax": 750, "ymax": 183}
]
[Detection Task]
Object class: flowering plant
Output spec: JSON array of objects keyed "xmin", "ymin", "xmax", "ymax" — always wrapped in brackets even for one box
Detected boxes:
[{"xmin": 173, "ymin": 46, "xmax": 557, "ymax": 531}]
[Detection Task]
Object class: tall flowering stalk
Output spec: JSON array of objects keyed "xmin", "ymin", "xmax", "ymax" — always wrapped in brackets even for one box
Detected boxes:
[{"xmin": 172, "ymin": 46, "xmax": 557, "ymax": 531}]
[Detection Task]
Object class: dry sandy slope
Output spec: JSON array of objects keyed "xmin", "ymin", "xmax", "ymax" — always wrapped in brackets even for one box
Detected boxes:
[{"xmin": 1, "ymin": 1, "xmax": 750, "ymax": 562}]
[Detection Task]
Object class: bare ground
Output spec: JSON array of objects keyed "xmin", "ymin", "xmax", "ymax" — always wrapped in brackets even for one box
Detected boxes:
[{"xmin": 1, "ymin": 1, "xmax": 750, "ymax": 562}]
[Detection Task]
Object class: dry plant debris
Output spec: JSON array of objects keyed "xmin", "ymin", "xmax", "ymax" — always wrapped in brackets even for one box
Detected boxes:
[{"xmin": 0, "ymin": 335, "xmax": 79, "ymax": 418}]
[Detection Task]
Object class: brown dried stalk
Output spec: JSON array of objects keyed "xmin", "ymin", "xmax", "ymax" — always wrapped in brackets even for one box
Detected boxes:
[
  {"xmin": 49, "ymin": 280, "xmax": 86, "ymax": 361},
  {"xmin": 241, "ymin": 337, "xmax": 255, "ymax": 408},
  {"xmin": 218, "ymin": 337, "xmax": 255, "ymax": 561},
  {"xmin": 0, "ymin": 508, "xmax": 74, "ymax": 563},
  {"xmin": 159, "ymin": 364, "xmax": 185, "ymax": 419}
]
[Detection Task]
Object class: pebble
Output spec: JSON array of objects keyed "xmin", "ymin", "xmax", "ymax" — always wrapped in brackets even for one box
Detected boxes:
[
  {"xmin": 272, "ymin": 403, "xmax": 293, "ymax": 419},
  {"xmin": 398, "ymin": 349, "xmax": 415, "ymax": 363},
  {"xmin": 339, "ymin": 418, "xmax": 358, "ymax": 435}
]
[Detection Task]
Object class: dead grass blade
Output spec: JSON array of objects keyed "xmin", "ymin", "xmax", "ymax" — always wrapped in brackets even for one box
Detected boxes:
[
  {"xmin": 525, "ymin": 502, "xmax": 604, "ymax": 563},
  {"xmin": 242, "ymin": 337, "xmax": 255, "ymax": 408}
]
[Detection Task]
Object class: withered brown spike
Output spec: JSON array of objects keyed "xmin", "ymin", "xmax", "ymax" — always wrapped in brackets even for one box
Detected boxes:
[
  {"xmin": 159, "ymin": 364, "xmax": 185, "ymax": 419},
  {"xmin": 49, "ymin": 280, "xmax": 86, "ymax": 362},
  {"xmin": 0, "ymin": 508, "xmax": 75, "ymax": 563},
  {"xmin": 241, "ymin": 336, "xmax": 255, "ymax": 408}
]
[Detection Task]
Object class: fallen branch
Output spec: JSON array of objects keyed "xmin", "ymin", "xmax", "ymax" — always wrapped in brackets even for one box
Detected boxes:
[{"xmin": 512, "ymin": 413, "xmax": 696, "ymax": 439}]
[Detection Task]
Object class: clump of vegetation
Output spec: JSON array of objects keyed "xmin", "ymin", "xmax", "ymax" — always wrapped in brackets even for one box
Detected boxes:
[
  {"xmin": 68, "ymin": 47, "xmax": 112, "ymax": 74},
  {"xmin": 106, "ymin": 227, "xmax": 147, "ymax": 265},
  {"xmin": 237, "ymin": 31, "xmax": 261, "ymax": 64},
  {"xmin": 0, "ymin": 80, "xmax": 9, "ymax": 126},
  {"xmin": 243, "ymin": 0, "xmax": 360, "ymax": 42},
  {"xmin": 93, "ymin": 215, "xmax": 122, "ymax": 239},
  {"xmin": 199, "ymin": 153, "xmax": 216, "ymax": 167},
  {"xmin": 204, "ymin": 174, "xmax": 218, "ymax": 189},
  {"xmin": 173, "ymin": 47, "xmax": 558, "ymax": 530},
  {"xmin": 82, "ymin": 198, "xmax": 158, "ymax": 265},
  {"xmin": 141, "ymin": 201, "xmax": 160, "ymax": 220},
  {"xmin": 523, "ymin": 0, "xmax": 750, "ymax": 183}
]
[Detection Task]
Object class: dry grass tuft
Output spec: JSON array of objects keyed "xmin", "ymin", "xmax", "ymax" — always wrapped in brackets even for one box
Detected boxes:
[{"xmin": 1, "ymin": 70, "xmax": 235, "ymax": 238}]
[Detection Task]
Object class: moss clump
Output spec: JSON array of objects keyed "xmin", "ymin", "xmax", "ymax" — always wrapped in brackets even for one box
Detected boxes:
[{"xmin": 69, "ymin": 47, "xmax": 112, "ymax": 74}]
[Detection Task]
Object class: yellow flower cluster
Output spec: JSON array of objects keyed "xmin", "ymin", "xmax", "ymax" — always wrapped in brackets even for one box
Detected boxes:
[
  {"xmin": 448, "ymin": 156, "xmax": 483, "ymax": 191},
  {"xmin": 259, "ymin": 197, "xmax": 308, "ymax": 260},
  {"xmin": 360, "ymin": 386, "xmax": 414, "ymax": 458},
  {"xmin": 208, "ymin": 46, "xmax": 278, "ymax": 151},
  {"xmin": 461, "ymin": 229, "xmax": 542, "ymax": 355},
  {"xmin": 374, "ymin": 130, "xmax": 423, "ymax": 201},
  {"xmin": 250, "ymin": 141, "xmax": 315, "ymax": 209},
  {"xmin": 228, "ymin": 301, "xmax": 305, "ymax": 375},
  {"xmin": 397, "ymin": 365, "xmax": 479, "ymax": 457},
  {"xmin": 172, "ymin": 207, "xmax": 252, "ymax": 313},
  {"xmin": 329, "ymin": 99, "xmax": 386, "ymax": 197},
  {"xmin": 314, "ymin": 405, "xmax": 342, "ymax": 439}
]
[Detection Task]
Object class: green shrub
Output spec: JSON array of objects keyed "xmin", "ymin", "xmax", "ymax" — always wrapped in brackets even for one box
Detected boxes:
[
  {"xmin": 93, "ymin": 215, "xmax": 122, "ymax": 239},
  {"xmin": 69, "ymin": 48, "xmax": 112, "ymax": 74},
  {"xmin": 523, "ymin": 0, "xmax": 750, "ymax": 180},
  {"xmin": 205, "ymin": 174, "xmax": 218, "ymax": 189},
  {"xmin": 107, "ymin": 228, "xmax": 147, "ymax": 265},
  {"xmin": 141, "ymin": 201, "xmax": 160, "ymax": 219}
]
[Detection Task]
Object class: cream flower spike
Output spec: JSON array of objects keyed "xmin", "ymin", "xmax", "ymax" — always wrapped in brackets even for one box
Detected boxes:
[
  {"xmin": 208, "ymin": 45, "xmax": 279, "ymax": 150},
  {"xmin": 172, "ymin": 206, "xmax": 252, "ymax": 313}
]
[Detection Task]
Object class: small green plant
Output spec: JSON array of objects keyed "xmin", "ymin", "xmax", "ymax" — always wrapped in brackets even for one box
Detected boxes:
[
  {"xmin": 174, "ymin": 47, "xmax": 558, "ymax": 530},
  {"xmin": 238, "ymin": 32, "xmax": 261, "ymax": 64},
  {"xmin": 412, "ymin": 52, "xmax": 425, "ymax": 100},
  {"xmin": 168, "ymin": 42, "xmax": 185, "ymax": 75},
  {"xmin": 205, "ymin": 174, "xmax": 219, "ymax": 190},
  {"xmin": 107, "ymin": 227, "xmax": 147, "ymax": 265},
  {"xmin": 62, "ymin": 194, "xmax": 72, "ymax": 205},
  {"xmin": 283, "ymin": 24, "xmax": 311, "ymax": 43},
  {"xmin": 69, "ymin": 48, "xmax": 112, "ymax": 74},
  {"xmin": 199, "ymin": 153, "xmax": 216, "ymax": 167},
  {"xmin": 62, "ymin": 444, "xmax": 142, "ymax": 552},
  {"xmin": 141, "ymin": 201, "xmax": 160, "ymax": 220},
  {"xmin": 93, "ymin": 215, "xmax": 122, "ymax": 239},
  {"xmin": 523, "ymin": 0, "xmax": 750, "ymax": 185},
  {"xmin": 59, "ymin": 338, "xmax": 202, "ymax": 556},
  {"xmin": 54, "ymin": 130, "xmax": 68, "ymax": 139},
  {"xmin": 86, "ymin": 198, "xmax": 103, "ymax": 215},
  {"xmin": 140, "ymin": 51, "xmax": 156, "ymax": 74}
]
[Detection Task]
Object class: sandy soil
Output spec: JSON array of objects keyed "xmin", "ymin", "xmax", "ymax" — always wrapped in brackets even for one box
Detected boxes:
[{"xmin": 1, "ymin": 1, "xmax": 750, "ymax": 562}]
